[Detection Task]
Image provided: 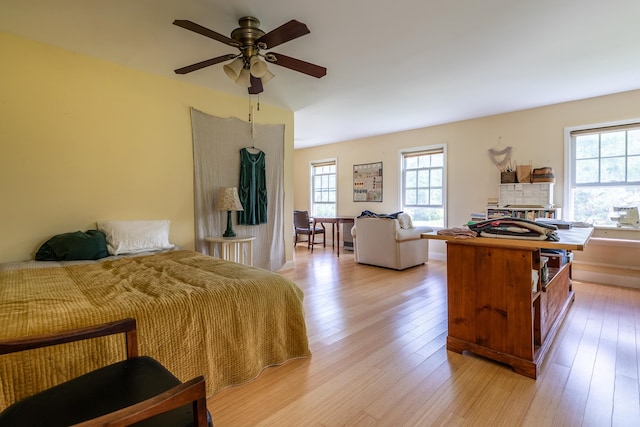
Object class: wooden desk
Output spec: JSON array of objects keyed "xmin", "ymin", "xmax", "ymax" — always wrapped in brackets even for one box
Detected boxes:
[
  {"xmin": 421, "ymin": 227, "xmax": 593, "ymax": 379},
  {"xmin": 205, "ymin": 236, "xmax": 255, "ymax": 266},
  {"xmin": 312, "ymin": 217, "xmax": 355, "ymax": 257}
]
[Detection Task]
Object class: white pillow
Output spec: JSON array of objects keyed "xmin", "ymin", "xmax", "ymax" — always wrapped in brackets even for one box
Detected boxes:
[
  {"xmin": 397, "ymin": 213, "xmax": 414, "ymax": 229},
  {"xmin": 97, "ymin": 220, "xmax": 174, "ymax": 255}
]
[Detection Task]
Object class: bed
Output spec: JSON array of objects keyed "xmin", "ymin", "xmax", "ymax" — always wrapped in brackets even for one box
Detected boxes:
[{"xmin": 0, "ymin": 248, "xmax": 310, "ymax": 409}]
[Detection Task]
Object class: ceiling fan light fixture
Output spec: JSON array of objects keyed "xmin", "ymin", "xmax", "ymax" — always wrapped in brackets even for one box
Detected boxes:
[
  {"xmin": 260, "ymin": 69, "xmax": 275, "ymax": 85},
  {"xmin": 173, "ymin": 16, "xmax": 326, "ymax": 94},
  {"xmin": 235, "ymin": 68, "xmax": 252, "ymax": 87},
  {"xmin": 249, "ymin": 56, "xmax": 268, "ymax": 78},
  {"xmin": 223, "ymin": 57, "xmax": 244, "ymax": 80}
]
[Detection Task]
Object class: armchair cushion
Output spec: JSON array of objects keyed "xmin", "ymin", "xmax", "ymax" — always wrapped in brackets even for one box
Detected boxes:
[
  {"xmin": 397, "ymin": 213, "xmax": 413, "ymax": 229},
  {"xmin": 395, "ymin": 227, "xmax": 428, "ymax": 241},
  {"xmin": 352, "ymin": 216, "xmax": 432, "ymax": 270}
]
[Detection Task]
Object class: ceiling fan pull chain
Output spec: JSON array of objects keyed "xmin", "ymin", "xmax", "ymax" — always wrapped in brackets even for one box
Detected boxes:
[{"xmin": 248, "ymin": 99, "xmax": 255, "ymax": 139}]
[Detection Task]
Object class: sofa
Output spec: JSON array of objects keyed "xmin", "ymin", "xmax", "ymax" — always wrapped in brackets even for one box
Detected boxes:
[{"xmin": 351, "ymin": 215, "xmax": 432, "ymax": 270}]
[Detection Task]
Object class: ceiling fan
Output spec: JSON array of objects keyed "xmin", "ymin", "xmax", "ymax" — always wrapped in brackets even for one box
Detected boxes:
[{"xmin": 173, "ymin": 16, "xmax": 327, "ymax": 94}]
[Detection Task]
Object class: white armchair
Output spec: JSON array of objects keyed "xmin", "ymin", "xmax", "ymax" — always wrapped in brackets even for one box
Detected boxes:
[{"xmin": 351, "ymin": 215, "xmax": 432, "ymax": 270}]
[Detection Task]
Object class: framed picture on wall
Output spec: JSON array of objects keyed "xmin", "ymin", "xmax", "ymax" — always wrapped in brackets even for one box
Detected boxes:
[{"xmin": 353, "ymin": 162, "xmax": 383, "ymax": 202}]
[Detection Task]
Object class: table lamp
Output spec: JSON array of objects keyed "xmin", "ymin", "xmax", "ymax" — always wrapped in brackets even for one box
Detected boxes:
[{"xmin": 215, "ymin": 187, "xmax": 244, "ymax": 237}]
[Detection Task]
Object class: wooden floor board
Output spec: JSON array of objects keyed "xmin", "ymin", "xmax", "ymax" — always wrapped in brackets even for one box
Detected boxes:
[
  {"xmin": 365, "ymin": 348, "xmax": 450, "ymax": 421},
  {"xmin": 521, "ymin": 362, "xmax": 571, "ymax": 426},
  {"xmin": 612, "ymin": 373, "xmax": 640, "ymax": 426},
  {"xmin": 207, "ymin": 246, "xmax": 640, "ymax": 426}
]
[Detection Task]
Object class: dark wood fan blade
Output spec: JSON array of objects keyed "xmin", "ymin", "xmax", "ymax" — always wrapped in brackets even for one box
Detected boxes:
[
  {"xmin": 174, "ymin": 54, "xmax": 237, "ymax": 74},
  {"xmin": 248, "ymin": 75, "xmax": 264, "ymax": 94},
  {"xmin": 173, "ymin": 20, "xmax": 241, "ymax": 47},
  {"xmin": 266, "ymin": 52, "xmax": 327, "ymax": 78},
  {"xmin": 256, "ymin": 20, "xmax": 310, "ymax": 49}
]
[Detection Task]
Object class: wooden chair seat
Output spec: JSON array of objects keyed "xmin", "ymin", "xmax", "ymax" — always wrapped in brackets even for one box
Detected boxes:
[{"xmin": 0, "ymin": 319, "xmax": 212, "ymax": 427}]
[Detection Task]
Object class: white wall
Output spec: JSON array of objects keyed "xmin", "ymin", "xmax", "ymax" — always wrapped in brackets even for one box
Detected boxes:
[{"xmin": 294, "ymin": 89, "xmax": 640, "ymax": 285}]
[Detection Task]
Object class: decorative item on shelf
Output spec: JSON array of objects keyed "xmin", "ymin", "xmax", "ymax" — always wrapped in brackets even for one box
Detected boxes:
[
  {"xmin": 501, "ymin": 170, "xmax": 517, "ymax": 183},
  {"xmin": 531, "ymin": 167, "xmax": 556, "ymax": 183},
  {"xmin": 516, "ymin": 161, "xmax": 532, "ymax": 183},
  {"xmin": 490, "ymin": 138, "xmax": 517, "ymax": 183},
  {"xmin": 500, "ymin": 159, "xmax": 516, "ymax": 183},
  {"xmin": 215, "ymin": 187, "xmax": 244, "ymax": 237}
]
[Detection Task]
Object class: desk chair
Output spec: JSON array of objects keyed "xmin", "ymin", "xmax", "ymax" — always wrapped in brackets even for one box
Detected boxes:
[
  {"xmin": 0, "ymin": 318, "xmax": 212, "ymax": 427},
  {"xmin": 294, "ymin": 210, "xmax": 325, "ymax": 249}
]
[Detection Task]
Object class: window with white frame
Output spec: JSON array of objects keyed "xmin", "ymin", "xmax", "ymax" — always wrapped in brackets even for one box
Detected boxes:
[
  {"xmin": 400, "ymin": 146, "xmax": 446, "ymax": 227},
  {"xmin": 311, "ymin": 159, "xmax": 337, "ymax": 217},
  {"xmin": 566, "ymin": 122, "xmax": 640, "ymax": 226}
]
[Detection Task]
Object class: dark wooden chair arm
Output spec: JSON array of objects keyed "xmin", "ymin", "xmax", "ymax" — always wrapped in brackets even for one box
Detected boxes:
[
  {"xmin": 0, "ymin": 318, "xmax": 139, "ymax": 358},
  {"xmin": 70, "ymin": 376, "xmax": 208, "ymax": 427}
]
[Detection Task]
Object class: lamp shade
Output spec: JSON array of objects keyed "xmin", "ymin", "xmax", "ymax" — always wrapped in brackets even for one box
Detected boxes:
[
  {"xmin": 235, "ymin": 68, "xmax": 252, "ymax": 87},
  {"xmin": 223, "ymin": 57, "xmax": 244, "ymax": 80},
  {"xmin": 260, "ymin": 69, "xmax": 275, "ymax": 85},
  {"xmin": 215, "ymin": 187, "xmax": 244, "ymax": 211},
  {"xmin": 249, "ymin": 56, "xmax": 268, "ymax": 78}
]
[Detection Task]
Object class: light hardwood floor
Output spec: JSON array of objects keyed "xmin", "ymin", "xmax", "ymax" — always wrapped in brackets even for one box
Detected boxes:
[{"xmin": 208, "ymin": 246, "xmax": 640, "ymax": 426}]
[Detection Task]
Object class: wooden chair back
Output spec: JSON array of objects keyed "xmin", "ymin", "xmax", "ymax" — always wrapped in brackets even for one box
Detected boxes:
[
  {"xmin": 293, "ymin": 210, "xmax": 312, "ymax": 231},
  {"xmin": 0, "ymin": 318, "xmax": 210, "ymax": 427}
]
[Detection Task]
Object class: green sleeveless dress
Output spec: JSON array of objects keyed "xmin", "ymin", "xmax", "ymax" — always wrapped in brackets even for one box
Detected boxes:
[{"xmin": 238, "ymin": 148, "xmax": 267, "ymax": 225}]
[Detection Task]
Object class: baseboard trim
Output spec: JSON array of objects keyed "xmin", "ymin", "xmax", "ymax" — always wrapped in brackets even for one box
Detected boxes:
[
  {"xmin": 428, "ymin": 252, "xmax": 446, "ymax": 261},
  {"xmin": 573, "ymin": 270, "xmax": 640, "ymax": 289}
]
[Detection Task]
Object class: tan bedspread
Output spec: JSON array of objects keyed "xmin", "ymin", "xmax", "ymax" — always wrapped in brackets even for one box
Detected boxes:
[{"xmin": 0, "ymin": 250, "xmax": 310, "ymax": 409}]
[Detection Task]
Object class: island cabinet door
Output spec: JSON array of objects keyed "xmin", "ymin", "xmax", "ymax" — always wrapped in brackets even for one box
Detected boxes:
[{"xmin": 446, "ymin": 242, "xmax": 537, "ymax": 360}]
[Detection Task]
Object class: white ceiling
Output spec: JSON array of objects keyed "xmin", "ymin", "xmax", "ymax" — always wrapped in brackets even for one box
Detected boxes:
[{"xmin": 2, "ymin": 0, "xmax": 640, "ymax": 149}]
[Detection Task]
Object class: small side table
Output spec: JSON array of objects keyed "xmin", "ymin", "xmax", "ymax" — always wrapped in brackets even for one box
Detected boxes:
[{"xmin": 205, "ymin": 236, "xmax": 255, "ymax": 266}]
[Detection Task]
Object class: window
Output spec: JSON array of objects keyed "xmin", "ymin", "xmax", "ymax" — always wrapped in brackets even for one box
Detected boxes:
[
  {"xmin": 566, "ymin": 122, "xmax": 640, "ymax": 226},
  {"xmin": 311, "ymin": 159, "xmax": 337, "ymax": 217},
  {"xmin": 400, "ymin": 146, "xmax": 446, "ymax": 227}
]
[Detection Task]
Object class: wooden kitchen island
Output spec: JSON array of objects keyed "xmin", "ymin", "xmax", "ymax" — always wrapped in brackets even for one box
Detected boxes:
[{"xmin": 421, "ymin": 227, "xmax": 593, "ymax": 379}]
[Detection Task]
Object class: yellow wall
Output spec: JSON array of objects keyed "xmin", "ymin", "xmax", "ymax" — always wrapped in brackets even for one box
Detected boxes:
[
  {"xmin": 0, "ymin": 32, "xmax": 295, "ymax": 263},
  {"xmin": 294, "ymin": 89, "xmax": 640, "ymax": 286}
]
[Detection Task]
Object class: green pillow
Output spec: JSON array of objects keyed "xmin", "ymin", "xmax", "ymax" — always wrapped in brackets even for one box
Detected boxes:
[{"xmin": 35, "ymin": 230, "xmax": 109, "ymax": 261}]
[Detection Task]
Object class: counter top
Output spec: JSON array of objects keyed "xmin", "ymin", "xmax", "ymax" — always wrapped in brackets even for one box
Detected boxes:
[{"xmin": 421, "ymin": 226, "xmax": 593, "ymax": 251}]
